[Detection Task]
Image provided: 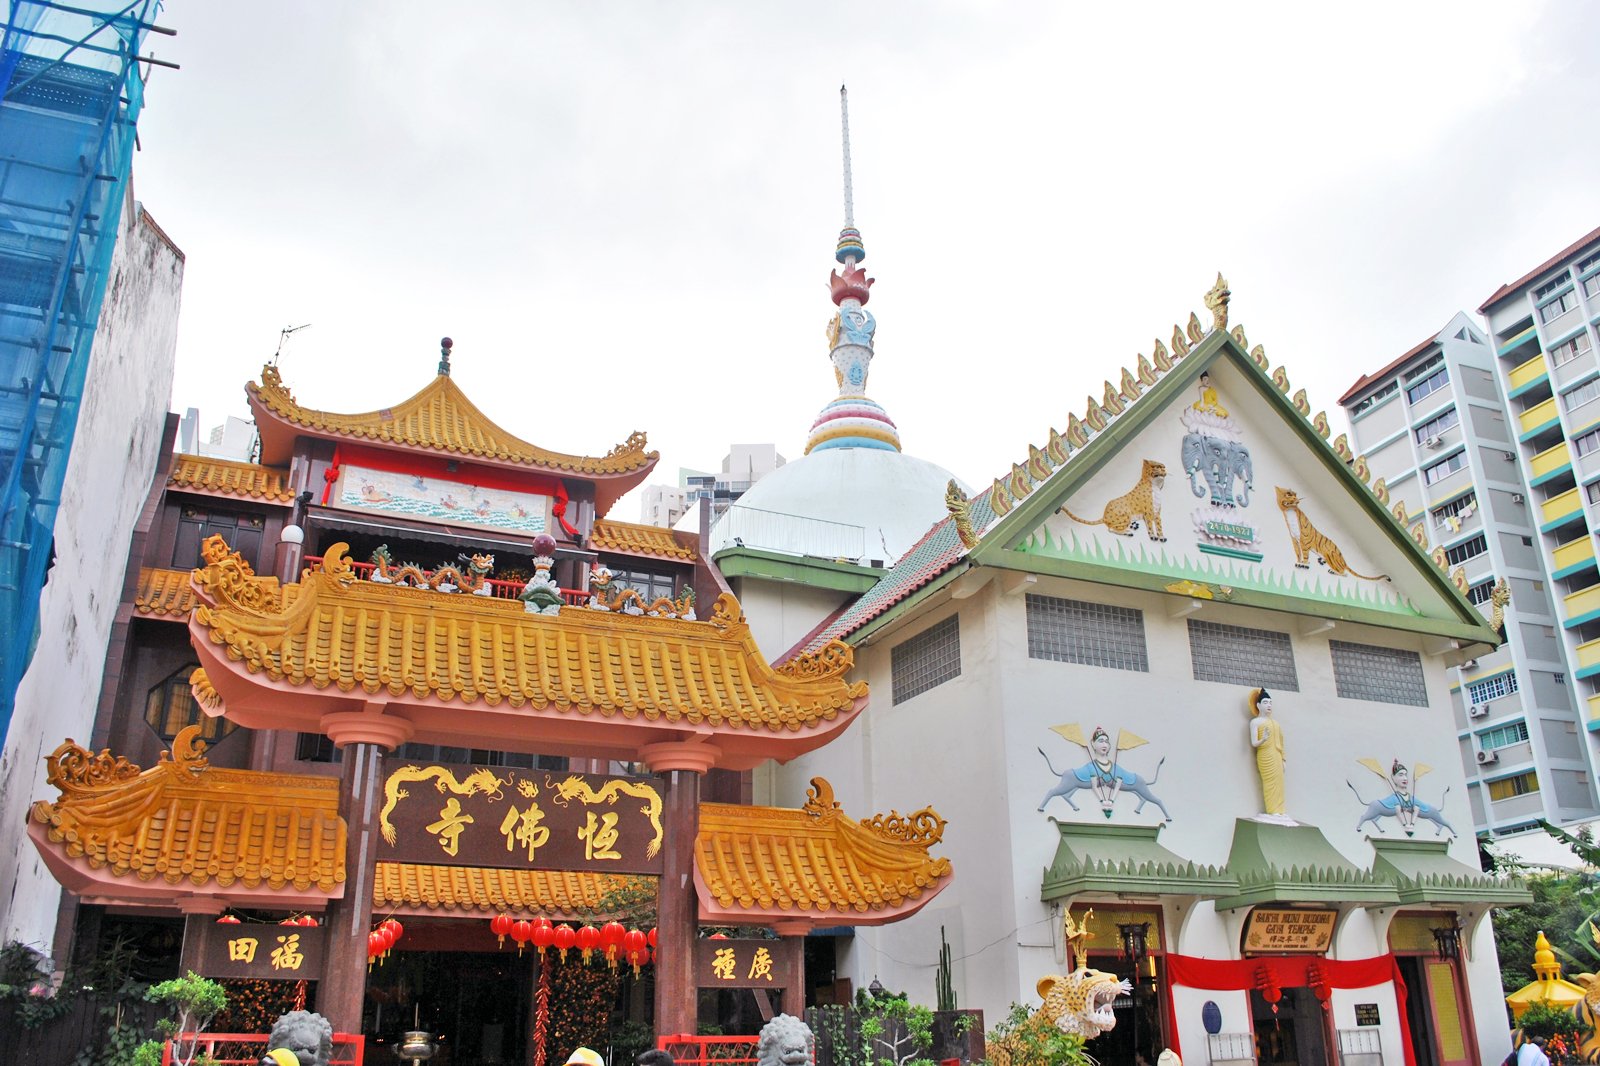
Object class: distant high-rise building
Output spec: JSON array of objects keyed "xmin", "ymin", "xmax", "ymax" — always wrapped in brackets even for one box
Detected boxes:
[
  {"xmin": 1341, "ymin": 312, "xmax": 1600, "ymax": 838},
  {"xmin": 638, "ymin": 444, "xmax": 785, "ymax": 527}
]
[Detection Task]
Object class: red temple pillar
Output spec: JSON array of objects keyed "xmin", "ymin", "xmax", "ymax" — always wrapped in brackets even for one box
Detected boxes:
[
  {"xmin": 318, "ymin": 710, "xmax": 412, "ymax": 1033},
  {"xmin": 773, "ymin": 921, "xmax": 809, "ymax": 1018},
  {"xmin": 643, "ymin": 741, "xmax": 721, "ymax": 1038},
  {"xmin": 177, "ymin": 898, "xmax": 223, "ymax": 974}
]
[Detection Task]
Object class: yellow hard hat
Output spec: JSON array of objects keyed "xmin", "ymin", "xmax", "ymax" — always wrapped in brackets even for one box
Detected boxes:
[
  {"xmin": 263, "ymin": 1051, "xmax": 300, "ymax": 1066},
  {"xmin": 565, "ymin": 1049, "xmax": 605, "ymax": 1066}
]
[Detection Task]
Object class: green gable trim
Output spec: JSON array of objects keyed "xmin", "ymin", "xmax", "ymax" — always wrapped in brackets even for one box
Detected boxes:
[
  {"xmin": 1199, "ymin": 544, "xmax": 1265, "ymax": 563},
  {"xmin": 969, "ymin": 329, "xmax": 1500, "ymax": 648},
  {"xmin": 1368, "ymin": 837, "xmax": 1530, "ymax": 906},
  {"xmin": 1040, "ymin": 819, "xmax": 1237, "ymax": 901},
  {"xmin": 711, "ymin": 546, "xmax": 882, "ymax": 594},
  {"xmin": 1211, "ymin": 818, "xmax": 1399, "ymax": 911}
]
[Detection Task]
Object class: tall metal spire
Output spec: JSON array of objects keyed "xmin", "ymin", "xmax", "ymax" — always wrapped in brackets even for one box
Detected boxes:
[{"xmin": 840, "ymin": 84, "xmax": 855, "ymax": 231}]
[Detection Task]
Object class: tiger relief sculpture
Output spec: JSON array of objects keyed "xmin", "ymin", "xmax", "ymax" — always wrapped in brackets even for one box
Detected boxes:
[
  {"xmin": 1061, "ymin": 460, "xmax": 1166, "ymax": 541},
  {"xmin": 984, "ymin": 972, "xmax": 1131, "ymax": 1066},
  {"xmin": 1275, "ymin": 487, "xmax": 1387, "ymax": 581}
]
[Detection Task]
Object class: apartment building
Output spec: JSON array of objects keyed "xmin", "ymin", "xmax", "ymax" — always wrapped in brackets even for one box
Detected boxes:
[{"xmin": 1341, "ymin": 311, "xmax": 1600, "ymax": 837}]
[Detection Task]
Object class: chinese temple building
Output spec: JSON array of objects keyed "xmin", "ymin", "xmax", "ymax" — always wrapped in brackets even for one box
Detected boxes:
[
  {"xmin": 25, "ymin": 347, "xmax": 953, "ymax": 1061},
  {"xmin": 717, "ymin": 255, "xmax": 1534, "ymax": 1062}
]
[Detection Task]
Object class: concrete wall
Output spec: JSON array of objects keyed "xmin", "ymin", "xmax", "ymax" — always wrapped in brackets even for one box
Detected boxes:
[{"xmin": 0, "ymin": 197, "xmax": 183, "ymax": 957}]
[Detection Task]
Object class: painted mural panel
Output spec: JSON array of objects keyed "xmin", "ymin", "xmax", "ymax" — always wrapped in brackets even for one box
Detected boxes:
[
  {"xmin": 336, "ymin": 463, "xmax": 549, "ymax": 535},
  {"xmin": 1020, "ymin": 359, "xmax": 1418, "ymax": 617}
]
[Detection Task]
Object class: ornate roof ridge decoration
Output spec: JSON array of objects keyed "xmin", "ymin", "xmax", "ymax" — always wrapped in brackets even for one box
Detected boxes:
[
  {"xmin": 168, "ymin": 454, "xmax": 295, "ymax": 503},
  {"xmin": 29, "ymin": 725, "xmax": 346, "ymax": 896},
  {"xmin": 134, "ymin": 567, "xmax": 198, "ymax": 619},
  {"xmin": 188, "ymin": 537, "xmax": 868, "ymax": 764},
  {"xmin": 248, "ymin": 362, "xmax": 658, "ymax": 476},
  {"xmin": 774, "ymin": 640, "xmax": 856, "ymax": 684},
  {"xmin": 589, "ymin": 518, "xmax": 698, "ymax": 561},
  {"xmin": 1040, "ymin": 820, "xmax": 1239, "ymax": 900},
  {"xmin": 695, "ymin": 776, "xmax": 952, "ymax": 928}
]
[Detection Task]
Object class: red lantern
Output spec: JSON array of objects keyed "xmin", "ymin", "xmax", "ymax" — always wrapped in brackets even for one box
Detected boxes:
[
  {"xmin": 491, "ymin": 914, "xmax": 513, "ymax": 947},
  {"xmin": 647, "ymin": 927, "xmax": 657, "ymax": 949},
  {"xmin": 215, "ymin": 914, "xmax": 240, "ymax": 924},
  {"xmin": 709, "ymin": 932, "xmax": 728, "ymax": 940},
  {"xmin": 1306, "ymin": 962, "xmax": 1331, "ymax": 1008},
  {"xmin": 553, "ymin": 923, "xmax": 576, "ymax": 961},
  {"xmin": 576, "ymin": 924, "xmax": 601, "ymax": 963},
  {"xmin": 511, "ymin": 920, "xmax": 534, "ymax": 956},
  {"xmin": 531, "ymin": 920, "xmax": 556, "ymax": 958},
  {"xmin": 600, "ymin": 921, "xmax": 626, "ymax": 969},
  {"xmin": 383, "ymin": 918, "xmax": 404, "ymax": 942},
  {"xmin": 368, "ymin": 931, "xmax": 385, "ymax": 959},
  {"xmin": 622, "ymin": 929, "xmax": 647, "ymax": 975},
  {"xmin": 300, "ymin": 915, "xmax": 320, "ymax": 927},
  {"xmin": 280, "ymin": 916, "xmax": 298, "ymax": 926}
]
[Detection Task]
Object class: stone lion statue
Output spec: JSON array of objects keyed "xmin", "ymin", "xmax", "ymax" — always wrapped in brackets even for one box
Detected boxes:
[
  {"xmin": 260, "ymin": 1010, "xmax": 334, "ymax": 1066},
  {"xmin": 756, "ymin": 1013, "xmax": 814, "ymax": 1066}
]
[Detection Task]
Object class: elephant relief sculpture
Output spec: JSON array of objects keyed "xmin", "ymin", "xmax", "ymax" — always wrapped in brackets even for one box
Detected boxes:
[{"xmin": 1182, "ymin": 434, "xmax": 1254, "ymax": 508}]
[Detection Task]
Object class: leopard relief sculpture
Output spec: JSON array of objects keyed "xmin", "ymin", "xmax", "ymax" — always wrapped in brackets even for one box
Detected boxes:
[
  {"xmin": 1276, "ymin": 486, "xmax": 1387, "ymax": 581},
  {"xmin": 985, "ymin": 971, "xmax": 1131, "ymax": 1066},
  {"xmin": 1060, "ymin": 459, "xmax": 1166, "ymax": 541}
]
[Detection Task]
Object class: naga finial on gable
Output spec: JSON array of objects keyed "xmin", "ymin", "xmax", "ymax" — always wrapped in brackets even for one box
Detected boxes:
[
  {"xmin": 946, "ymin": 481, "xmax": 979, "ymax": 550},
  {"xmin": 1206, "ymin": 273, "xmax": 1232, "ymax": 333}
]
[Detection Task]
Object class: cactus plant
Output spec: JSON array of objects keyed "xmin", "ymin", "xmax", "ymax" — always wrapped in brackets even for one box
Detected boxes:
[{"xmin": 936, "ymin": 925, "xmax": 956, "ymax": 1012}]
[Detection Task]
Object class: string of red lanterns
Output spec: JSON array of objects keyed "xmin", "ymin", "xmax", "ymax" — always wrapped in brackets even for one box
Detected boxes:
[
  {"xmin": 487, "ymin": 916, "xmax": 656, "ymax": 973},
  {"xmin": 367, "ymin": 917, "xmax": 405, "ymax": 970}
]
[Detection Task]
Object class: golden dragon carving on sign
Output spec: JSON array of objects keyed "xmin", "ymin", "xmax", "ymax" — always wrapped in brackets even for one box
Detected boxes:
[
  {"xmin": 379, "ymin": 765, "xmax": 511, "ymax": 845},
  {"xmin": 549, "ymin": 774, "xmax": 665, "ymax": 858}
]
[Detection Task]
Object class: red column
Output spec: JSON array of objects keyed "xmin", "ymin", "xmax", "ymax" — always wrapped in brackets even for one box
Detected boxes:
[
  {"xmin": 318, "ymin": 710, "xmax": 412, "ymax": 1033},
  {"xmin": 643, "ymin": 741, "xmax": 721, "ymax": 1039},
  {"xmin": 773, "ymin": 922, "xmax": 809, "ymax": 1018},
  {"xmin": 177, "ymin": 898, "xmax": 223, "ymax": 974}
]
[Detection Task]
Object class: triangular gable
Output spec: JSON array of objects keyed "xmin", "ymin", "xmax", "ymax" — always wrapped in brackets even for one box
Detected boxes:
[{"xmin": 973, "ymin": 329, "xmax": 1498, "ymax": 645}]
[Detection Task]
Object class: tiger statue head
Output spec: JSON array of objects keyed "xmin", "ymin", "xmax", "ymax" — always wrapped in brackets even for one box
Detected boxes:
[{"xmin": 1038, "ymin": 967, "xmax": 1131, "ymax": 1038}]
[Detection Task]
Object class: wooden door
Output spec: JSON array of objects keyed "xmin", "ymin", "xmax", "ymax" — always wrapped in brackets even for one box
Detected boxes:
[{"xmin": 1422, "ymin": 959, "xmax": 1474, "ymax": 1066}]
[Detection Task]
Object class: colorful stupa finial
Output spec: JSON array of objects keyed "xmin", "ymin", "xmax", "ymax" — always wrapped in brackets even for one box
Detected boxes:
[{"xmin": 806, "ymin": 86, "xmax": 900, "ymax": 455}]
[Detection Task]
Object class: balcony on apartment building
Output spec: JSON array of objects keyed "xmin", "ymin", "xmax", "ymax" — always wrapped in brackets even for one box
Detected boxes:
[
  {"xmin": 1541, "ymin": 485, "xmax": 1585, "ymax": 534},
  {"xmin": 1519, "ymin": 395, "xmax": 1561, "ymax": 443},
  {"xmin": 1529, "ymin": 441, "xmax": 1575, "ymax": 488},
  {"xmin": 1496, "ymin": 319, "xmax": 1539, "ymax": 364},
  {"xmin": 1552, "ymin": 536, "xmax": 1598, "ymax": 582},
  {"xmin": 1507, "ymin": 352, "xmax": 1551, "ymax": 400}
]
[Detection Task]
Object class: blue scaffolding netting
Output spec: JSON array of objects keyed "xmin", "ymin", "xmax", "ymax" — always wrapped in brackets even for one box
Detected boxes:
[{"xmin": 0, "ymin": 1, "xmax": 162, "ymax": 744}]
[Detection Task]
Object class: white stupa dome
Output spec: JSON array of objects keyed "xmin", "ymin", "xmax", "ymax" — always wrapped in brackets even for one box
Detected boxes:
[{"xmin": 710, "ymin": 447, "xmax": 961, "ymax": 566}]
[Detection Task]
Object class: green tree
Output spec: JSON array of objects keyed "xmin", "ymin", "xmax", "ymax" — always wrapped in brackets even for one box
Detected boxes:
[{"xmin": 146, "ymin": 972, "xmax": 227, "ymax": 1066}]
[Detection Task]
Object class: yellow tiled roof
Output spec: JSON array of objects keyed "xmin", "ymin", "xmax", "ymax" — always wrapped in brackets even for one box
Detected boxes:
[
  {"xmin": 590, "ymin": 519, "xmax": 697, "ymax": 562},
  {"xmin": 134, "ymin": 567, "xmax": 197, "ymax": 619},
  {"xmin": 248, "ymin": 363, "xmax": 656, "ymax": 476},
  {"xmin": 375, "ymin": 864, "xmax": 642, "ymax": 916},
  {"xmin": 696, "ymin": 778, "xmax": 951, "ymax": 918},
  {"xmin": 29, "ymin": 726, "xmax": 345, "ymax": 893},
  {"xmin": 191, "ymin": 541, "xmax": 865, "ymax": 731},
  {"xmin": 167, "ymin": 454, "xmax": 294, "ymax": 503}
]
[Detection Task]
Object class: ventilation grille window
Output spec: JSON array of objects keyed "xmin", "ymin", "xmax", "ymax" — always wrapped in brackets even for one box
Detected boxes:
[
  {"xmin": 1026, "ymin": 594, "xmax": 1149, "ymax": 672},
  {"xmin": 1187, "ymin": 619, "xmax": 1300, "ymax": 691},
  {"xmin": 891, "ymin": 616, "xmax": 961, "ymax": 705},
  {"xmin": 1329, "ymin": 640, "xmax": 1429, "ymax": 706}
]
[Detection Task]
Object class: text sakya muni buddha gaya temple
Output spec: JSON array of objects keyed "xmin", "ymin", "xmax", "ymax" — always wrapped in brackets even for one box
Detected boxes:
[{"xmin": 25, "ymin": 344, "xmax": 955, "ymax": 1061}]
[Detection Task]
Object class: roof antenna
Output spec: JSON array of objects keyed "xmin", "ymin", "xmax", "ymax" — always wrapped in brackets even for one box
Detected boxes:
[{"xmin": 272, "ymin": 323, "xmax": 311, "ymax": 366}]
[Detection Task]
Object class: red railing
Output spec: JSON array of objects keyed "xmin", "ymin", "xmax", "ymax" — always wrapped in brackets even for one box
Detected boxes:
[
  {"xmin": 161, "ymin": 1033, "xmax": 363, "ymax": 1066},
  {"xmin": 657, "ymin": 1034, "xmax": 764, "ymax": 1066},
  {"xmin": 303, "ymin": 556, "xmax": 586, "ymax": 605}
]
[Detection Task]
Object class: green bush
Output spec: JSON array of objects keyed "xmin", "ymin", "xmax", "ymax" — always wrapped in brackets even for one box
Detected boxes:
[
  {"xmin": 146, "ymin": 972, "xmax": 227, "ymax": 1066},
  {"xmin": 982, "ymin": 1002, "xmax": 1094, "ymax": 1066}
]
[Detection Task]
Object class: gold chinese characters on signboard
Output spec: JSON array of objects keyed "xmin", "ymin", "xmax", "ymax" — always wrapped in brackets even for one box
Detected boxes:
[
  {"xmin": 378, "ymin": 764, "xmax": 665, "ymax": 874},
  {"xmin": 1242, "ymin": 908, "xmax": 1335, "ymax": 954},
  {"xmin": 202, "ymin": 926, "xmax": 324, "ymax": 981},
  {"xmin": 694, "ymin": 939, "xmax": 797, "ymax": 989}
]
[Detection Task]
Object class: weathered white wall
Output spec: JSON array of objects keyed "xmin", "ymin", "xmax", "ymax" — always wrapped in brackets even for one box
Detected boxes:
[
  {"xmin": 0, "ymin": 196, "xmax": 183, "ymax": 958},
  {"xmin": 775, "ymin": 571, "xmax": 1511, "ymax": 1063}
]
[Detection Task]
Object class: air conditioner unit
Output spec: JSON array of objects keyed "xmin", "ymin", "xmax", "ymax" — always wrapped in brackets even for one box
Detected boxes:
[
  {"xmin": 1477, "ymin": 748, "xmax": 1499, "ymax": 765},
  {"xmin": 1423, "ymin": 435, "xmax": 1443, "ymax": 449},
  {"xmin": 1468, "ymin": 704, "xmax": 1489, "ymax": 719},
  {"xmin": 1462, "ymin": 658, "xmax": 1480, "ymax": 670},
  {"xmin": 1504, "ymin": 451, "xmax": 1516, "ymax": 461},
  {"xmin": 1511, "ymin": 493, "xmax": 1526, "ymax": 504}
]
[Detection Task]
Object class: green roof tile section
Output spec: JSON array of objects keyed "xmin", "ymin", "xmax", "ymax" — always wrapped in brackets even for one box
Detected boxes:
[
  {"xmin": 1040, "ymin": 820, "xmax": 1237, "ymax": 901},
  {"xmin": 1211, "ymin": 818, "xmax": 1398, "ymax": 911},
  {"xmin": 1368, "ymin": 837, "xmax": 1531, "ymax": 906}
]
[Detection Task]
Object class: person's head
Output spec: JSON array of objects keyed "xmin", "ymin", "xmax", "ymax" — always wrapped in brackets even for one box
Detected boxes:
[
  {"xmin": 637, "ymin": 1051, "xmax": 675, "ymax": 1066},
  {"xmin": 1250, "ymin": 688, "xmax": 1273, "ymax": 717},
  {"xmin": 1390, "ymin": 760, "xmax": 1410, "ymax": 791},
  {"xmin": 565, "ymin": 1049, "xmax": 605, "ymax": 1066},
  {"xmin": 1090, "ymin": 728, "xmax": 1112, "ymax": 756}
]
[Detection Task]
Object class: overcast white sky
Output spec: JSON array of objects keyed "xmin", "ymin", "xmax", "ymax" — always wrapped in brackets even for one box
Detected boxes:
[{"xmin": 132, "ymin": 2, "xmax": 1600, "ymax": 518}]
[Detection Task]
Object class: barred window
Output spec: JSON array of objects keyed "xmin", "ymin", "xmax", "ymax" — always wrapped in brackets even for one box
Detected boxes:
[
  {"xmin": 1466, "ymin": 671, "xmax": 1518, "ymax": 705},
  {"xmin": 1444, "ymin": 534, "xmax": 1487, "ymax": 566},
  {"xmin": 1486, "ymin": 772, "xmax": 1539, "ymax": 801},
  {"xmin": 1329, "ymin": 640, "xmax": 1429, "ymax": 706},
  {"xmin": 1413, "ymin": 408, "xmax": 1459, "ymax": 444},
  {"xmin": 1026, "ymin": 595, "xmax": 1149, "ymax": 672},
  {"xmin": 146, "ymin": 665, "xmax": 235, "ymax": 742},
  {"xmin": 891, "ymin": 616, "xmax": 961, "ymax": 704},
  {"xmin": 1466, "ymin": 580, "xmax": 1495, "ymax": 605},
  {"xmin": 1478, "ymin": 721, "xmax": 1529, "ymax": 750},
  {"xmin": 1431, "ymin": 492, "xmax": 1477, "ymax": 523},
  {"xmin": 1186, "ymin": 619, "xmax": 1299, "ymax": 691},
  {"xmin": 1423, "ymin": 450, "xmax": 1467, "ymax": 485}
]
